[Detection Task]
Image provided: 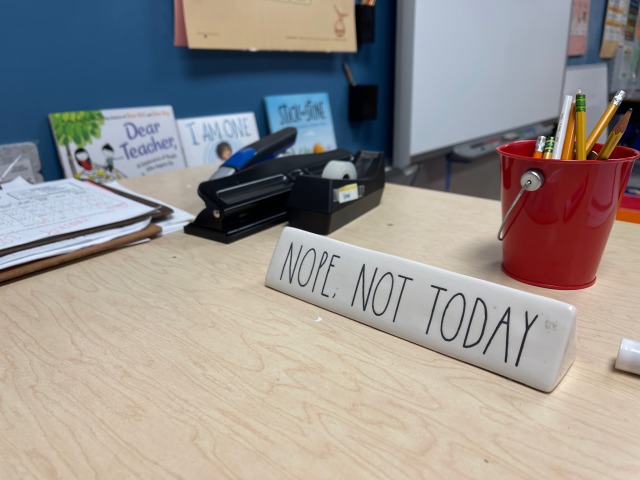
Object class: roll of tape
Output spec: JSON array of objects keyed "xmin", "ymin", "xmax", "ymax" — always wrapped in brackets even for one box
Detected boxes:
[{"xmin": 321, "ymin": 160, "xmax": 357, "ymax": 180}]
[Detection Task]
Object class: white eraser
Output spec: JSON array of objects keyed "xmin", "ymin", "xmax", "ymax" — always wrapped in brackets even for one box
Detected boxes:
[{"xmin": 615, "ymin": 338, "xmax": 640, "ymax": 376}]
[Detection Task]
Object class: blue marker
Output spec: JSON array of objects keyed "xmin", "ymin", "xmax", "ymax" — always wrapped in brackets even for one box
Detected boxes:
[{"xmin": 210, "ymin": 127, "xmax": 297, "ymax": 179}]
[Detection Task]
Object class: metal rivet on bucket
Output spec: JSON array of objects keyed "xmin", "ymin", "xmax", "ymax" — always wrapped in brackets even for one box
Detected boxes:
[{"xmin": 497, "ymin": 170, "xmax": 544, "ymax": 241}]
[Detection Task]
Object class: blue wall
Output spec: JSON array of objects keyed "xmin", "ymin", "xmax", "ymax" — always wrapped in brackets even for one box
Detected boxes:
[
  {"xmin": 0, "ymin": 1, "xmax": 396, "ymax": 181},
  {"xmin": 0, "ymin": 1, "xmax": 615, "ymax": 181}
]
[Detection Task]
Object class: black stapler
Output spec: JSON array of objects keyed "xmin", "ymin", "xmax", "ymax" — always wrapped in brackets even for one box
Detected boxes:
[
  {"xmin": 184, "ymin": 145, "xmax": 354, "ymax": 243},
  {"xmin": 184, "ymin": 128, "xmax": 386, "ymax": 243}
]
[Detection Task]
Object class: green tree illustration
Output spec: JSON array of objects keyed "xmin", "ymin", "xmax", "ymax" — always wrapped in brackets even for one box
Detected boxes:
[{"xmin": 50, "ymin": 110, "xmax": 105, "ymax": 176}]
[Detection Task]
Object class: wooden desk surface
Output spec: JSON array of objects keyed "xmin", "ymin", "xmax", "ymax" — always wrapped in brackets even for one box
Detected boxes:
[{"xmin": 2, "ymin": 166, "xmax": 639, "ymax": 479}]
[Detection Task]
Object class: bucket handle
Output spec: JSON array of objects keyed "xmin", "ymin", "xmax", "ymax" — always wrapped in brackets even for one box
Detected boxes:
[{"xmin": 497, "ymin": 170, "xmax": 544, "ymax": 241}]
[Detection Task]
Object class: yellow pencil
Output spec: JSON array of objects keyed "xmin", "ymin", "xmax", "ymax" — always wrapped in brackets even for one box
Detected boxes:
[
  {"xmin": 575, "ymin": 89, "xmax": 587, "ymax": 160},
  {"xmin": 542, "ymin": 136, "xmax": 555, "ymax": 159},
  {"xmin": 532, "ymin": 135, "xmax": 546, "ymax": 158},
  {"xmin": 560, "ymin": 99, "xmax": 576, "ymax": 159},
  {"xmin": 596, "ymin": 133, "xmax": 622, "ymax": 160},
  {"xmin": 586, "ymin": 90, "xmax": 626, "ymax": 153},
  {"xmin": 597, "ymin": 108, "xmax": 632, "ymax": 160}
]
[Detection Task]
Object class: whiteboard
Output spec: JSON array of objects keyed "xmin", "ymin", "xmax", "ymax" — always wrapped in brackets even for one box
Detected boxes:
[{"xmin": 393, "ymin": 0, "xmax": 572, "ymax": 168}]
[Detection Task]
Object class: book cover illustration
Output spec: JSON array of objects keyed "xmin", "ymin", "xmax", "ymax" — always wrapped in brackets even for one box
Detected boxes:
[
  {"xmin": 49, "ymin": 106, "xmax": 187, "ymax": 182},
  {"xmin": 263, "ymin": 92, "xmax": 337, "ymax": 155},
  {"xmin": 177, "ymin": 112, "xmax": 260, "ymax": 168}
]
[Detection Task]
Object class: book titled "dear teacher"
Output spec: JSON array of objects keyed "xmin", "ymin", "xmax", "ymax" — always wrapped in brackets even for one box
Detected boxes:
[{"xmin": 49, "ymin": 105, "xmax": 187, "ymax": 182}]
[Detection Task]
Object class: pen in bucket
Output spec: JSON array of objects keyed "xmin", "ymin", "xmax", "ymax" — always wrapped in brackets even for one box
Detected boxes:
[
  {"xmin": 342, "ymin": 62, "xmax": 356, "ymax": 87},
  {"xmin": 560, "ymin": 97, "xmax": 576, "ymax": 160},
  {"xmin": 552, "ymin": 95, "xmax": 573, "ymax": 159}
]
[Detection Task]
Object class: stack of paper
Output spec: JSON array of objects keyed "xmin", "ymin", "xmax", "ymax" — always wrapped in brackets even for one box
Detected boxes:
[
  {"xmin": 106, "ymin": 181, "xmax": 193, "ymax": 235},
  {"xmin": 0, "ymin": 178, "xmax": 164, "ymax": 282}
]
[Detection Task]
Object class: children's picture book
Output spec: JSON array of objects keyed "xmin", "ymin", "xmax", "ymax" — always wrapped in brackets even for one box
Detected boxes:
[
  {"xmin": 49, "ymin": 105, "xmax": 187, "ymax": 182},
  {"xmin": 176, "ymin": 112, "xmax": 260, "ymax": 168},
  {"xmin": 263, "ymin": 92, "xmax": 337, "ymax": 155}
]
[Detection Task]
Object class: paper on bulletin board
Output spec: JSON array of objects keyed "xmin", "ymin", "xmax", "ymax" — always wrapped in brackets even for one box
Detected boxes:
[
  {"xmin": 625, "ymin": 0, "xmax": 639, "ymax": 41},
  {"xmin": 600, "ymin": 0, "xmax": 628, "ymax": 58},
  {"xmin": 568, "ymin": 0, "xmax": 590, "ymax": 56},
  {"xmin": 174, "ymin": 0, "xmax": 188, "ymax": 47},
  {"xmin": 182, "ymin": 0, "xmax": 356, "ymax": 52}
]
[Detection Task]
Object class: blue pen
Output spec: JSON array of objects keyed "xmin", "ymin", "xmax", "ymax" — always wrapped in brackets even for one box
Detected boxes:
[{"xmin": 210, "ymin": 127, "xmax": 297, "ymax": 179}]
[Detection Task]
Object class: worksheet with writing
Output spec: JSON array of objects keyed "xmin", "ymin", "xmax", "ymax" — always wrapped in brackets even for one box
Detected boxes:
[{"xmin": 0, "ymin": 178, "xmax": 156, "ymax": 253}]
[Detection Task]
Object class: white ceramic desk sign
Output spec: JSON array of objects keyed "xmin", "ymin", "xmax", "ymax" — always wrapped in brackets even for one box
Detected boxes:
[{"xmin": 265, "ymin": 227, "xmax": 577, "ymax": 392}]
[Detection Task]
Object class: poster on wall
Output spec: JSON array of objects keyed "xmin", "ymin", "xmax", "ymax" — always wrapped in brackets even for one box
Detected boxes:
[
  {"xmin": 569, "ymin": 0, "xmax": 590, "ymax": 56},
  {"xmin": 181, "ymin": 0, "xmax": 356, "ymax": 52},
  {"xmin": 174, "ymin": 0, "xmax": 188, "ymax": 47},
  {"xmin": 600, "ymin": 0, "xmax": 628, "ymax": 58},
  {"xmin": 625, "ymin": 0, "xmax": 639, "ymax": 41}
]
